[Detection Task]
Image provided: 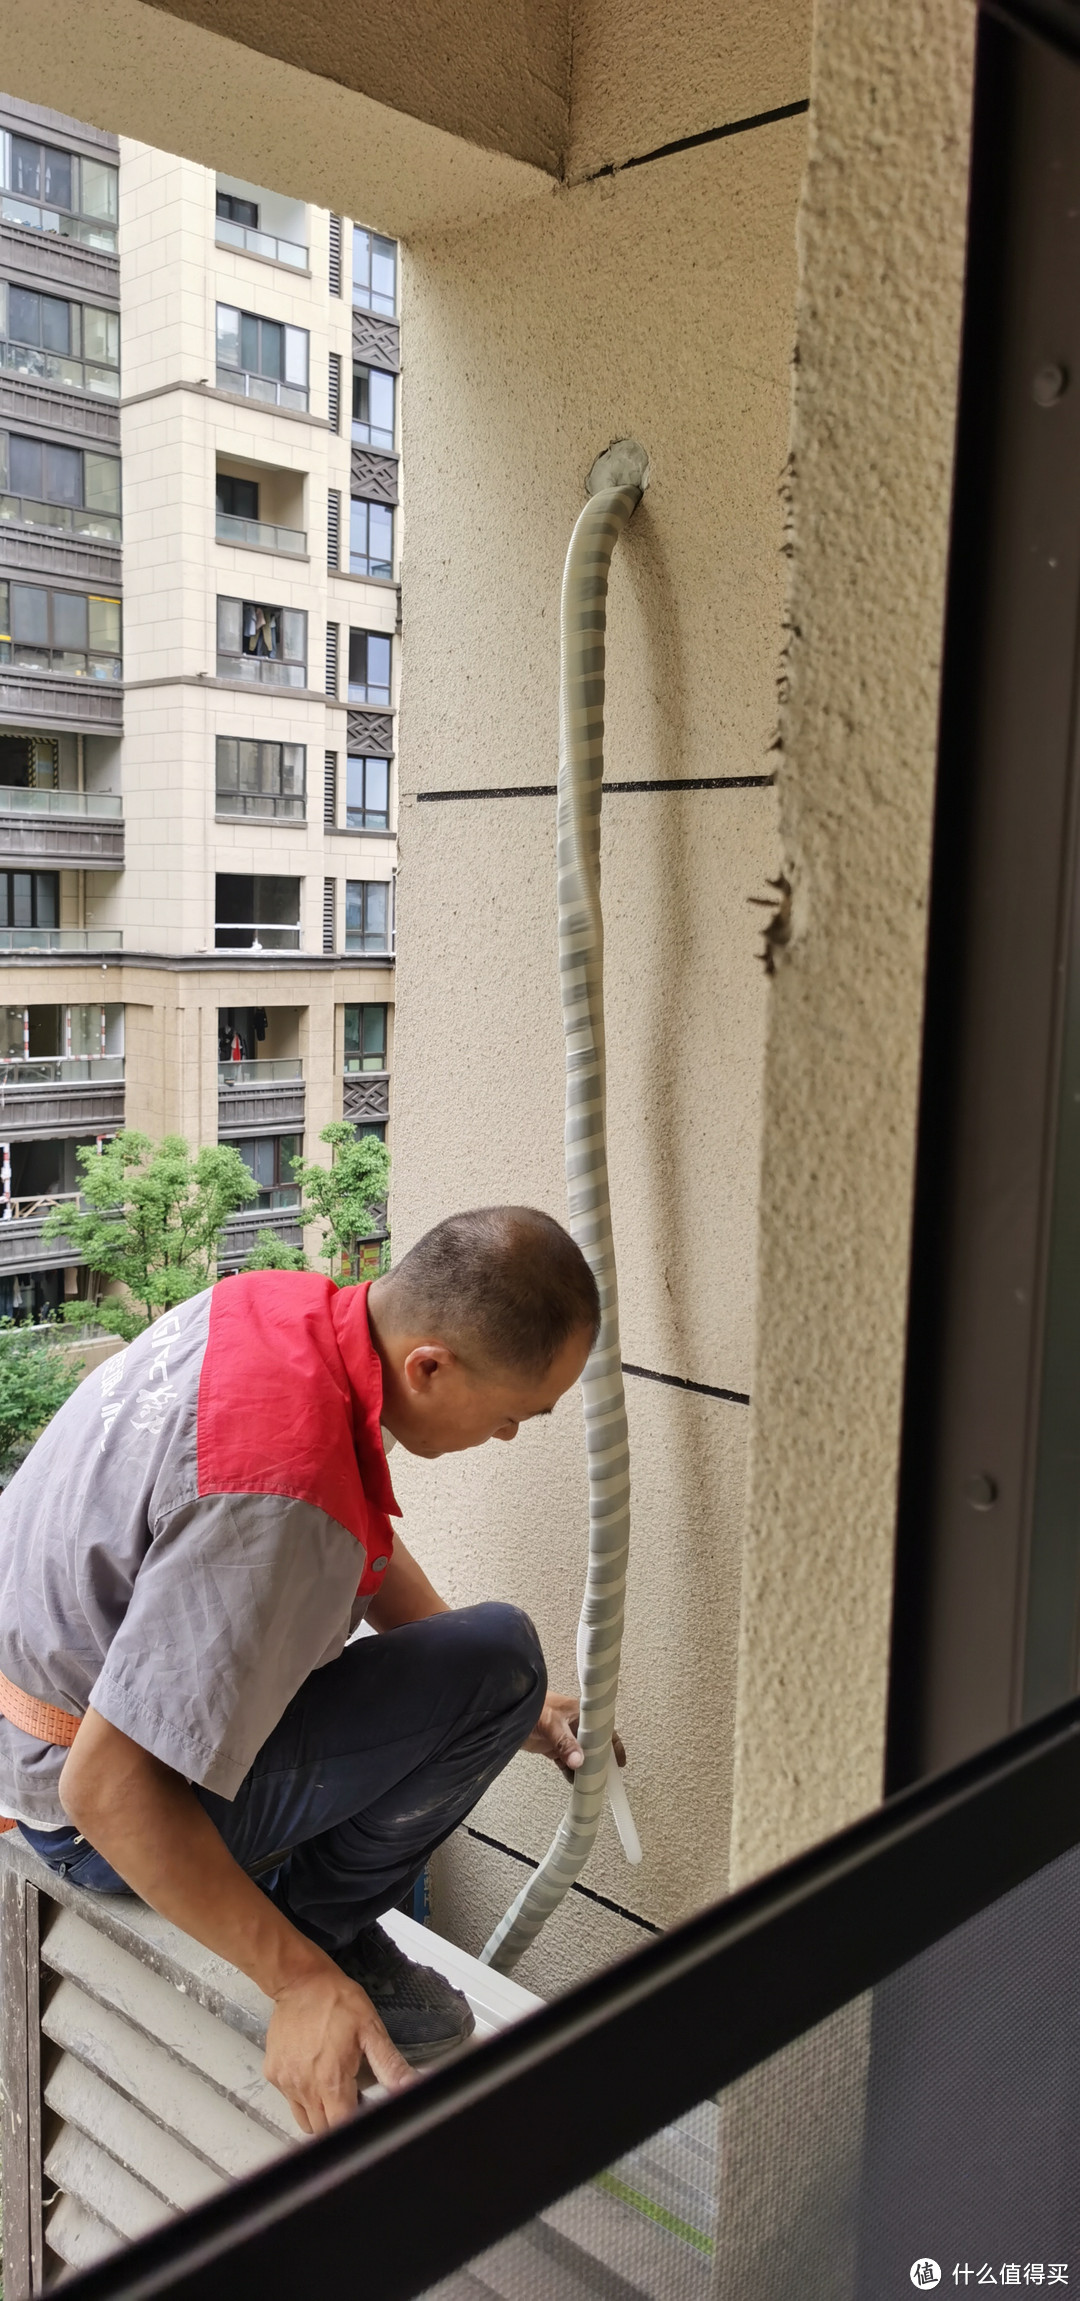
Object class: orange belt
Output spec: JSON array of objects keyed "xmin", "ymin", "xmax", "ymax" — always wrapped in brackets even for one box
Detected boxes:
[{"xmin": 0, "ymin": 1668, "xmax": 82, "ymax": 1833}]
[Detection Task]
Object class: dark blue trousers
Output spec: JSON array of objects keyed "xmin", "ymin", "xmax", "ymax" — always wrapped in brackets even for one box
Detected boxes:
[{"xmin": 22, "ymin": 1603, "xmax": 546, "ymax": 1955}]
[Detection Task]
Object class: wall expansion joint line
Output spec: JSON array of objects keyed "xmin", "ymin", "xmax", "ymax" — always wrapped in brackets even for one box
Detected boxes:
[
  {"xmin": 622, "ymin": 1362, "xmax": 751, "ymax": 1406},
  {"xmin": 581, "ymin": 96, "xmax": 811, "ymax": 181},
  {"xmin": 464, "ymin": 1828, "xmax": 662, "ymax": 1935},
  {"xmin": 415, "ymin": 776, "xmax": 774, "ymax": 802}
]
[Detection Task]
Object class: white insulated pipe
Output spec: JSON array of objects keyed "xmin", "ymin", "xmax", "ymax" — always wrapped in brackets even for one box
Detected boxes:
[{"xmin": 481, "ymin": 441, "xmax": 649, "ymax": 1972}]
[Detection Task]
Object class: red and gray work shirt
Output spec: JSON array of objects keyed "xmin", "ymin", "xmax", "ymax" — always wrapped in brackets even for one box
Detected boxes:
[{"xmin": 0, "ymin": 1273, "xmax": 401, "ymax": 1830}]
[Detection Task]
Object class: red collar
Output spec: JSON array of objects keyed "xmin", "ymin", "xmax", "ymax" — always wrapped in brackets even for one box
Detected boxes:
[{"xmin": 331, "ymin": 1282, "xmax": 402, "ymax": 1519}]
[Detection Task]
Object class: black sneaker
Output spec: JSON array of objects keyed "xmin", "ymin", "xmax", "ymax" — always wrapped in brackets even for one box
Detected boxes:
[{"xmin": 338, "ymin": 1922, "xmax": 476, "ymax": 2066}]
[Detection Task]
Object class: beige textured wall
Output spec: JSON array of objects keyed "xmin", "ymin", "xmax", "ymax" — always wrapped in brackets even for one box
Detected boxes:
[
  {"xmin": 728, "ymin": 0, "xmax": 977, "ymax": 1889},
  {"xmin": 390, "ymin": 36, "xmax": 808, "ymax": 1991},
  {"xmin": 567, "ymin": 0, "xmax": 810, "ymax": 180}
]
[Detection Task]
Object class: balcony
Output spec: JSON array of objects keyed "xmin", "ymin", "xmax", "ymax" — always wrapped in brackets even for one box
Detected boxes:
[
  {"xmin": 0, "ymin": 340, "xmax": 119, "ymax": 401},
  {"xmin": 215, "ymin": 792, "xmax": 305, "ymax": 823},
  {"xmin": 0, "ymin": 1057, "xmax": 124, "ymax": 1140},
  {"xmin": 214, "ymin": 367, "xmax": 308, "ymax": 414},
  {"xmin": 0, "ymin": 926, "xmax": 122, "ymax": 952},
  {"xmin": 218, "ymin": 1057, "xmax": 305, "ymax": 1136},
  {"xmin": 217, "ymin": 1198, "xmax": 303, "ymax": 1272},
  {"xmin": 0, "ymin": 372, "xmax": 120, "ymax": 447},
  {"xmin": 215, "ymin": 511, "xmax": 305, "ymax": 557},
  {"xmin": 0, "ymin": 1195, "xmax": 82, "ymax": 1275},
  {"xmin": 214, "ymin": 220, "xmax": 307, "ymax": 270},
  {"xmin": 0, "ymin": 195, "xmax": 116, "ymax": 255},
  {"xmin": 0, "ymin": 518, "xmax": 121, "ymax": 588},
  {"xmin": 342, "ymin": 1070, "xmax": 389, "ymax": 1128},
  {"xmin": 0, "ymin": 219, "xmax": 119, "ymax": 303},
  {"xmin": 0, "ymin": 669, "xmax": 123, "ymax": 731},
  {"xmin": 1, "ymin": 495, "xmax": 120, "ymax": 545},
  {"xmin": 0, "ymin": 787, "xmax": 124, "ymax": 868},
  {"xmin": 215, "ymin": 655, "xmax": 304, "ymax": 690}
]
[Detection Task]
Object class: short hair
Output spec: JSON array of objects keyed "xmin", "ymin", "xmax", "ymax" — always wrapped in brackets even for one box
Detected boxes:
[{"xmin": 385, "ymin": 1207, "xmax": 600, "ymax": 1376}]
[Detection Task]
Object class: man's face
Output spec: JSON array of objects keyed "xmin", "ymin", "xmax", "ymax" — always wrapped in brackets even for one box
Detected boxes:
[{"xmin": 385, "ymin": 1324, "xmax": 594, "ymax": 1458}]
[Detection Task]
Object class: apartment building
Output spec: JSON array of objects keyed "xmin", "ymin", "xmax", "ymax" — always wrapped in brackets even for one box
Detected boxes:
[{"xmin": 0, "ymin": 95, "xmax": 399, "ymax": 1314}]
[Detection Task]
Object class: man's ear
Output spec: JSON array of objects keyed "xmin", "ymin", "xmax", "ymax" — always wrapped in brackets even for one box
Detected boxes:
[{"xmin": 401, "ymin": 1341, "xmax": 455, "ymax": 1398}]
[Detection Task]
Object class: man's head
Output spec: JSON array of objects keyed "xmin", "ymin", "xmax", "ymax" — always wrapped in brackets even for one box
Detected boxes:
[{"xmin": 367, "ymin": 1207, "xmax": 600, "ymax": 1458}]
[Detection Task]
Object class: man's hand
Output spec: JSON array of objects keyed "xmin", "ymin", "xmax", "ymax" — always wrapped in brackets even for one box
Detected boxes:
[
  {"xmin": 266, "ymin": 1964, "xmax": 412, "ymax": 2135},
  {"xmin": 524, "ymin": 1693, "xmax": 627, "ymax": 1782}
]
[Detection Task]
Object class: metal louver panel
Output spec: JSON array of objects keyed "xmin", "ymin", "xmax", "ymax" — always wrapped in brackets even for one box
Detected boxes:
[
  {"xmin": 328, "ymin": 349, "xmax": 341, "ymax": 433},
  {"xmin": 323, "ymin": 877, "xmax": 336, "ymax": 953},
  {"xmin": 324, "ymin": 750, "xmax": 338, "ymax": 830},
  {"xmin": 327, "ymin": 488, "xmax": 341, "ymax": 571},
  {"xmin": 325, "ymin": 620, "xmax": 339, "ymax": 697},
  {"xmin": 328, "ymin": 213, "xmax": 342, "ymax": 296}
]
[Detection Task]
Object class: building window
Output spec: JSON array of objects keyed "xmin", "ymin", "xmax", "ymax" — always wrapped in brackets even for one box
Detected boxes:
[
  {"xmin": 345, "ymin": 879, "xmax": 390, "ymax": 953},
  {"xmin": 0, "ymin": 431, "xmax": 121, "ymax": 541},
  {"xmin": 0, "ymin": 133, "xmax": 118, "ymax": 250},
  {"xmin": 216, "ymin": 737, "xmax": 306, "ymax": 820},
  {"xmin": 351, "ymin": 366, "xmax": 395, "ymax": 450},
  {"xmin": 233, "ymin": 1133, "xmax": 302, "ymax": 1208},
  {"xmin": 346, "ymin": 754, "xmax": 390, "ymax": 830},
  {"xmin": 215, "ymin": 305, "xmax": 309, "ymax": 410},
  {"xmin": 347, "ymin": 630, "xmax": 391, "ymax": 705},
  {"xmin": 0, "ymin": 582, "xmax": 121, "ymax": 680},
  {"xmin": 349, "ymin": 499, "xmax": 392, "ymax": 579},
  {"xmin": 216, "ymin": 189, "xmax": 258, "ymax": 229},
  {"xmin": 344, "ymin": 1003, "xmax": 387, "ymax": 1072},
  {"xmin": 216, "ymin": 597, "xmax": 307, "ymax": 687},
  {"xmin": 352, "ymin": 227, "xmax": 397, "ymax": 316},
  {"xmin": 215, "ymin": 875, "xmax": 301, "ymax": 950},
  {"xmin": 216, "ymin": 473, "xmax": 259, "ymax": 521},
  {"xmin": 0, "ymin": 871, "xmax": 59, "ymax": 943},
  {"xmin": 0, "ymin": 282, "xmax": 119, "ymax": 399}
]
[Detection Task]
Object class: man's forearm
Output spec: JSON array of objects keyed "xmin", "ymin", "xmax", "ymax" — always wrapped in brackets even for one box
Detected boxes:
[
  {"xmin": 59, "ymin": 1709, "xmax": 326, "ymax": 1998},
  {"xmin": 366, "ymin": 1533, "xmax": 448, "ymax": 1631}
]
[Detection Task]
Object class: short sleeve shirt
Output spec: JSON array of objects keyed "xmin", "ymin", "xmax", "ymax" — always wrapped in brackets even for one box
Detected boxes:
[{"xmin": 0, "ymin": 1273, "xmax": 401, "ymax": 1827}]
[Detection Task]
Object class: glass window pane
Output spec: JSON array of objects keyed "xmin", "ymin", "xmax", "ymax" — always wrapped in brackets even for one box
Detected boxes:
[
  {"xmin": 281, "ymin": 744, "xmax": 305, "ymax": 796},
  {"xmin": 39, "ymin": 295, "xmax": 70, "ymax": 354},
  {"xmin": 12, "ymin": 872, "xmax": 32, "ymax": 926},
  {"xmin": 284, "ymin": 326, "xmax": 308, "ymax": 387},
  {"xmin": 11, "ymin": 586, "xmax": 48, "ymax": 645},
  {"xmin": 346, "ymin": 756, "xmax": 363, "ymax": 815},
  {"xmin": 79, "ymin": 158, "xmax": 117, "ymax": 222},
  {"xmin": 362, "ymin": 1004, "xmax": 386, "ymax": 1060},
  {"xmin": 353, "ymin": 367, "xmax": 369, "ymax": 426},
  {"xmin": 369, "ymin": 370, "xmax": 394, "ymax": 436},
  {"xmin": 370, "ymin": 503, "xmax": 393, "ymax": 572},
  {"xmin": 9, "ymin": 437, "xmax": 43, "ymax": 499},
  {"xmin": 352, "ymin": 227, "xmax": 371, "ymax": 290},
  {"xmin": 34, "ymin": 873, "xmax": 58, "ymax": 927},
  {"xmin": 371, "ymin": 237, "xmax": 396, "ymax": 307},
  {"xmin": 0, "ymin": 435, "xmax": 6, "ymax": 492},
  {"xmin": 253, "ymin": 876, "xmax": 300, "ymax": 926},
  {"xmin": 349, "ymin": 500, "xmax": 367, "ymax": 557},
  {"xmin": 42, "ymin": 146, "xmax": 72, "ymax": 210},
  {"xmin": 11, "ymin": 140, "xmax": 41, "ymax": 198},
  {"xmin": 84, "ymin": 454, "xmax": 120, "ymax": 516},
  {"xmin": 239, "ymin": 311, "xmax": 260, "ymax": 374},
  {"xmin": 344, "ymin": 1006, "xmax": 360, "ymax": 1060},
  {"xmin": 217, "ymin": 596, "xmax": 242, "ymax": 654},
  {"xmin": 259, "ymin": 319, "xmax": 282, "ymax": 380},
  {"xmin": 366, "ymin": 757, "xmax": 389, "ymax": 818},
  {"xmin": 54, "ymin": 591, "xmax": 89, "ymax": 649},
  {"xmin": 87, "ymin": 596, "xmax": 119, "ymax": 651},
  {"xmin": 44, "ymin": 443, "xmax": 82, "ymax": 506},
  {"xmin": 368, "ymin": 633, "xmax": 391, "ymax": 696},
  {"xmin": 281, "ymin": 608, "xmax": 306, "ymax": 666},
  {"xmin": 83, "ymin": 306, "xmax": 118, "ymax": 364},
  {"xmin": 366, "ymin": 882, "xmax": 388, "ymax": 942},
  {"xmin": 237, "ymin": 739, "xmax": 259, "ymax": 791},
  {"xmin": 8, "ymin": 287, "xmax": 39, "ymax": 346},
  {"xmin": 216, "ymin": 304, "xmax": 241, "ymax": 367},
  {"xmin": 215, "ymin": 874, "xmax": 253, "ymax": 924},
  {"xmin": 216, "ymin": 736, "xmax": 238, "ymax": 790}
]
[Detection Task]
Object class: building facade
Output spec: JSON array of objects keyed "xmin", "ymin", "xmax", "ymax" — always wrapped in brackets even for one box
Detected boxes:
[{"xmin": 0, "ymin": 95, "xmax": 399, "ymax": 1312}]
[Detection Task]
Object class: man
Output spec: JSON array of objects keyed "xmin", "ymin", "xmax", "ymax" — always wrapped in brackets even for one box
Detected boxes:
[{"xmin": 0, "ymin": 1206, "xmax": 605, "ymax": 2134}]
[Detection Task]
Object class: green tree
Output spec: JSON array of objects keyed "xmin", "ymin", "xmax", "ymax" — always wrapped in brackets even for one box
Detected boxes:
[
  {"xmin": 43, "ymin": 1132, "xmax": 257, "ymax": 1328},
  {"xmin": 0, "ymin": 1328, "xmax": 82, "ymax": 1462},
  {"xmin": 292, "ymin": 1122, "xmax": 390, "ymax": 1284},
  {"xmin": 242, "ymin": 1227, "xmax": 308, "ymax": 1273}
]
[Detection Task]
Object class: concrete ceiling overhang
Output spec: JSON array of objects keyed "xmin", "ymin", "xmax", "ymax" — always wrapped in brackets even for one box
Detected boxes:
[{"xmin": 0, "ymin": 0, "xmax": 562, "ymax": 239}]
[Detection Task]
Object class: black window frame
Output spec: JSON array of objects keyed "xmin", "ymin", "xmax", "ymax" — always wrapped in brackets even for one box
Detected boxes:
[
  {"xmin": 215, "ymin": 735, "xmax": 307, "ymax": 821},
  {"xmin": 350, "ymin": 364, "xmax": 395, "ymax": 450},
  {"xmin": 0, "ymin": 281, "xmax": 120, "ymax": 398},
  {"xmin": 348, "ymin": 497, "xmax": 393, "ymax": 579},
  {"xmin": 215, "ymin": 303, "xmax": 310, "ymax": 410},
  {"xmin": 347, "ymin": 628, "xmax": 392, "ymax": 706},
  {"xmin": 344, "ymin": 1003, "xmax": 388, "ymax": 1072},
  {"xmin": 0, "ymin": 870, "xmax": 59, "ymax": 933},
  {"xmin": 216, "ymin": 596, "xmax": 307, "ymax": 689},
  {"xmin": 0, "ymin": 132, "xmax": 118, "ymax": 250},
  {"xmin": 351, "ymin": 226, "xmax": 397, "ymax": 316},
  {"xmin": 344, "ymin": 878, "xmax": 391, "ymax": 954},
  {"xmin": 0, "ymin": 580, "xmax": 121, "ymax": 680},
  {"xmin": 0, "ymin": 429, "xmax": 121, "ymax": 538},
  {"xmin": 345, "ymin": 753, "xmax": 391, "ymax": 831}
]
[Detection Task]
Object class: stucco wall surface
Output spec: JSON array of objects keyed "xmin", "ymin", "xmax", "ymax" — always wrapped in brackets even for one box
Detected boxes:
[
  {"xmin": 391, "ymin": 104, "xmax": 806, "ymax": 1984},
  {"xmin": 728, "ymin": 0, "xmax": 977, "ymax": 1889},
  {"xmin": 567, "ymin": 0, "xmax": 811, "ymax": 181}
]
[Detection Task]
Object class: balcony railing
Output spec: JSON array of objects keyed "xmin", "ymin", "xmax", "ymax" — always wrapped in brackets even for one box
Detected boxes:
[
  {"xmin": 215, "ymin": 792, "xmax": 305, "ymax": 821},
  {"xmin": 0, "ymin": 494, "xmax": 120, "ymax": 543},
  {"xmin": 215, "ymin": 656, "xmax": 305, "ymax": 690},
  {"xmin": 0, "ymin": 1193, "xmax": 79, "ymax": 1222},
  {"xmin": 0, "ymin": 340, "xmax": 119, "ymax": 399},
  {"xmin": 214, "ymin": 220, "xmax": 307, "ymax": 270},
  {"xmin": 215, "ymin": 367, "xmax": 308, "ymax": 413},
  {"xmin": 217, "ymin": 1197, "xmax": 304, "ymax": 1271},
  {"xmin": 0, "ymin": 1057, "xmax": 122, "ymax": 1086},
  {"xmin": 0, "ymin": 788, "xmax": 122, "ymax": 818},
  {"xmin": 218, "ymin": 1057, "xmax": 302, "ymax": 1086},
  {"xmin": 0, "ymin": 927, "xmax": 122, "ymax": 952},
  {"xmin": 0, "ymin": 195, "xmax": 116, "ymax": 254},
  {"xmin": 215, "ymin": 511, "xmax": 305, "ymax": 556}
]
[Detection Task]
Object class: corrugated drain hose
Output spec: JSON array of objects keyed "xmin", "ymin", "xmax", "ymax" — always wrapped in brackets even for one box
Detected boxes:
[{"xmin": 481, "ymin": 441, "xmax": 649, "ymax": 1972}]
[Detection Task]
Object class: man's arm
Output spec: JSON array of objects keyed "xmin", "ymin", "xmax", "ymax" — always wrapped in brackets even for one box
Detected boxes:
[{"xmin": 58, "ymin": 1710, "xmax": 411, "ymax": 2135}]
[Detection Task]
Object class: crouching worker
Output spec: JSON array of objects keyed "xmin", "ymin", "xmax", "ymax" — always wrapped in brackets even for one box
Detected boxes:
[{"xmin": 0, "ymin": 1207, "xmax": 602, "ymax": 2135}]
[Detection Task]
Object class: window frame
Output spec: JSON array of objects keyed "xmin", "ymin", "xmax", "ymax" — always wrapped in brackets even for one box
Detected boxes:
[
  {"xmin": 348, "ymin": 498, "xmax": 393, "ymax": 579},
  {"xmin": 0, "ymin": 580, "xmax": 122, "ymax": 680},
  {"xmin": 347, "ymin": 628, "xmax": 392, "ymax": 706},
  {"xmin": 350, "ymin": 364, "xmax": 395, "ymax": 450},
  {"xmin": 0, "ymin": 132, "xmax": 118, "ymax": 250},
  {"xmin": 344, "ymin": 878, "xmax": 391, "ymax": 954},
  {"xmin": 216, "ymin": 597, "xmax": 308, "ymax": 689},
  {"xmin": 345, "ymin": 753, "xmax": 391, "ymax": 831},
  {"xmin": 0, "ymin": 429, "xmax": 121, "ymax": 539},
  {"xmin": 0, "ymin": 281, "xmax": 120, "ymax": 399},
  {"xmin": 343, "ymin": 1002, "xmax": 388, "ymax": 1073},
  {"xmin": 351, "ymin": 226, "xmax": 397, "ymax": 317},
  {"xmin": 215, "ymin": 303, "xmax": 310, "ymax": 411},
  {"xmin": 215, "ymin": 735, "xmax": 307, "ymax": 820},
  {"xmin": 214, "ymin": 873, "xmax": 303, "ymax": 951}
]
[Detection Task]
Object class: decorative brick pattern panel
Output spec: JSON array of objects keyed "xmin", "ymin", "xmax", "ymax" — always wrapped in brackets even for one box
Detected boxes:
[
  {"xmin": 349, "ymin": 447, "xmax": 398, "ymax": 506},
  {"xmin": 351, "ymin": 309, "xmax": 400, "ymax": 373},
  {"xmin": 346, "ymin": 711, "xmax": 394, "ymax": 756},
  {"xmin": 342, "ymin": 1072, "xmax": 390, "ymax": 1125}
]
